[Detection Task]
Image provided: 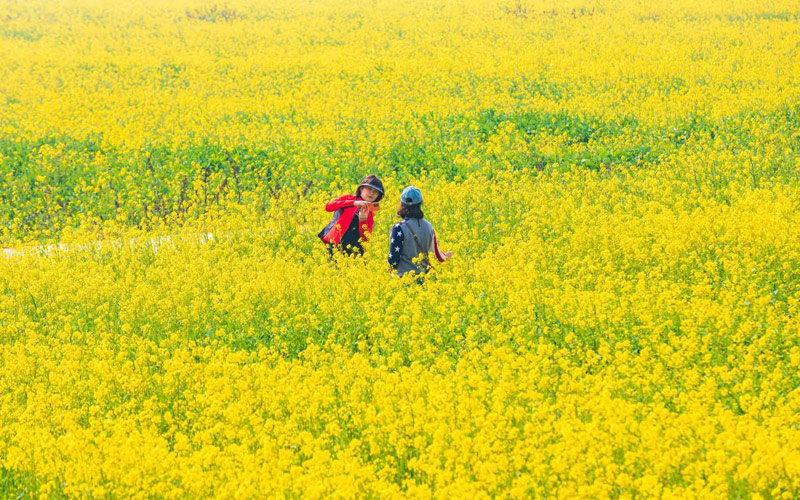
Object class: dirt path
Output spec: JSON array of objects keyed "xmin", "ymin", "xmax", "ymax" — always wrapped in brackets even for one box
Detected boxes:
[{"xmin": 2, "ymin": 232, "xmax": 218, "ymax": 259}]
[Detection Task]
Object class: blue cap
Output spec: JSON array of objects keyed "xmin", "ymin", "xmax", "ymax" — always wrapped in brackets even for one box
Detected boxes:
[{"xmin": 400, "ymin": 186, "xmax": 423, "ymax": 206}]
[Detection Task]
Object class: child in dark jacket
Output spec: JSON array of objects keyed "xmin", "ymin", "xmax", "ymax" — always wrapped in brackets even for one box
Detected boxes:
[{"xmin": 319, "ymin": 175, "xmax": 385, "ymax": 257}]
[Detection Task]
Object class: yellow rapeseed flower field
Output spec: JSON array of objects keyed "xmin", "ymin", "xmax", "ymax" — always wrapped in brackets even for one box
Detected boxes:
[{"xmin": 1, "ymin": 0, "xmax": 799, "ymax": 498}]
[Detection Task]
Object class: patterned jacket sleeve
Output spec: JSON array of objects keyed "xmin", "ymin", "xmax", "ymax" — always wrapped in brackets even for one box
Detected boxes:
[{"xmin": 387, "ymin": 223, "xmax": 405, "ymax": 268}]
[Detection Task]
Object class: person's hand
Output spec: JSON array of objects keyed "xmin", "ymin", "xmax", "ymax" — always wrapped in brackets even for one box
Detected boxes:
[
  {"xmin": 354, "ymin": 200, "xmax": 372, "ymax": 209},
  {"xmin": 443, "ymin": 251, "xmax": 454, "ymax": 260},
  {"xmin": 358, "ymin": 205, "xmax": 369, "ymax": 220}
]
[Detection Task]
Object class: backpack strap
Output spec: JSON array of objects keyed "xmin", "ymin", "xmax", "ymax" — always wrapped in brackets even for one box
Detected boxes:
[{"xmin": 400, "ymin": 220, "xmax": 432, "ymax": 271}]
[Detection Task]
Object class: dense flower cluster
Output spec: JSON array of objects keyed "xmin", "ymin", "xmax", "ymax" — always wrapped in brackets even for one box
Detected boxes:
[
  {"xmin": 1, "ymin": 0, "xmax": 799, "ymax": 498},
  {"xmin": 2, "ymin": 0, "xmax": 799, "ymax": 241}
]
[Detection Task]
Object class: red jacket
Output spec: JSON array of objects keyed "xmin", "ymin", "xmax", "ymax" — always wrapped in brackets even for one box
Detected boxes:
[{"xmin": 318, "ymin": 195, "xmax": 378, "ymax": 245}]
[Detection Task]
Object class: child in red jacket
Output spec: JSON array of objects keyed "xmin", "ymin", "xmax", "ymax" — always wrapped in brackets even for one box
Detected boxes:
[{"xmin": 318, "ymin": 175, "xmax": 385, "ymax": 257}]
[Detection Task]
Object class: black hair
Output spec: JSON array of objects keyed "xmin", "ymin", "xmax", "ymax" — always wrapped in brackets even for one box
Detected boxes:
[{"xmin": 397, "ymin": 203, "xmax": 424, "ymax": 220}]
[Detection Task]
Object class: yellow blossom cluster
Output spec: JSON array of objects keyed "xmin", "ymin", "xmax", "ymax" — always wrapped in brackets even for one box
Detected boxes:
[
  {"xmin": 2, "ymin": 0, "xmax": 799, "ymax": 240},
  {"xmin": 1, "ymin": 0, "xmax": 799, "ymax": 498}
]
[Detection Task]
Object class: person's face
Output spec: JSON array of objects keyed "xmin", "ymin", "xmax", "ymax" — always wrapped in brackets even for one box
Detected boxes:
[{"xmin": 360, "ymin": 186, "xmax": 379, "ymax": 203}]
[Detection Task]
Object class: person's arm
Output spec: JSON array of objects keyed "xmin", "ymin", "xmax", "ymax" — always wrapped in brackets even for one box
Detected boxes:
[
  {"xmin": 325, "ymin": 195, "xmax": 357, "ymax": 212},
  {"xmin": 432, "ymin": 229, "xmax": 453, "ymax": 262},
  {"xmin": 388, "ymin": 223, "xmax": 405, "ymax": 268}
]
